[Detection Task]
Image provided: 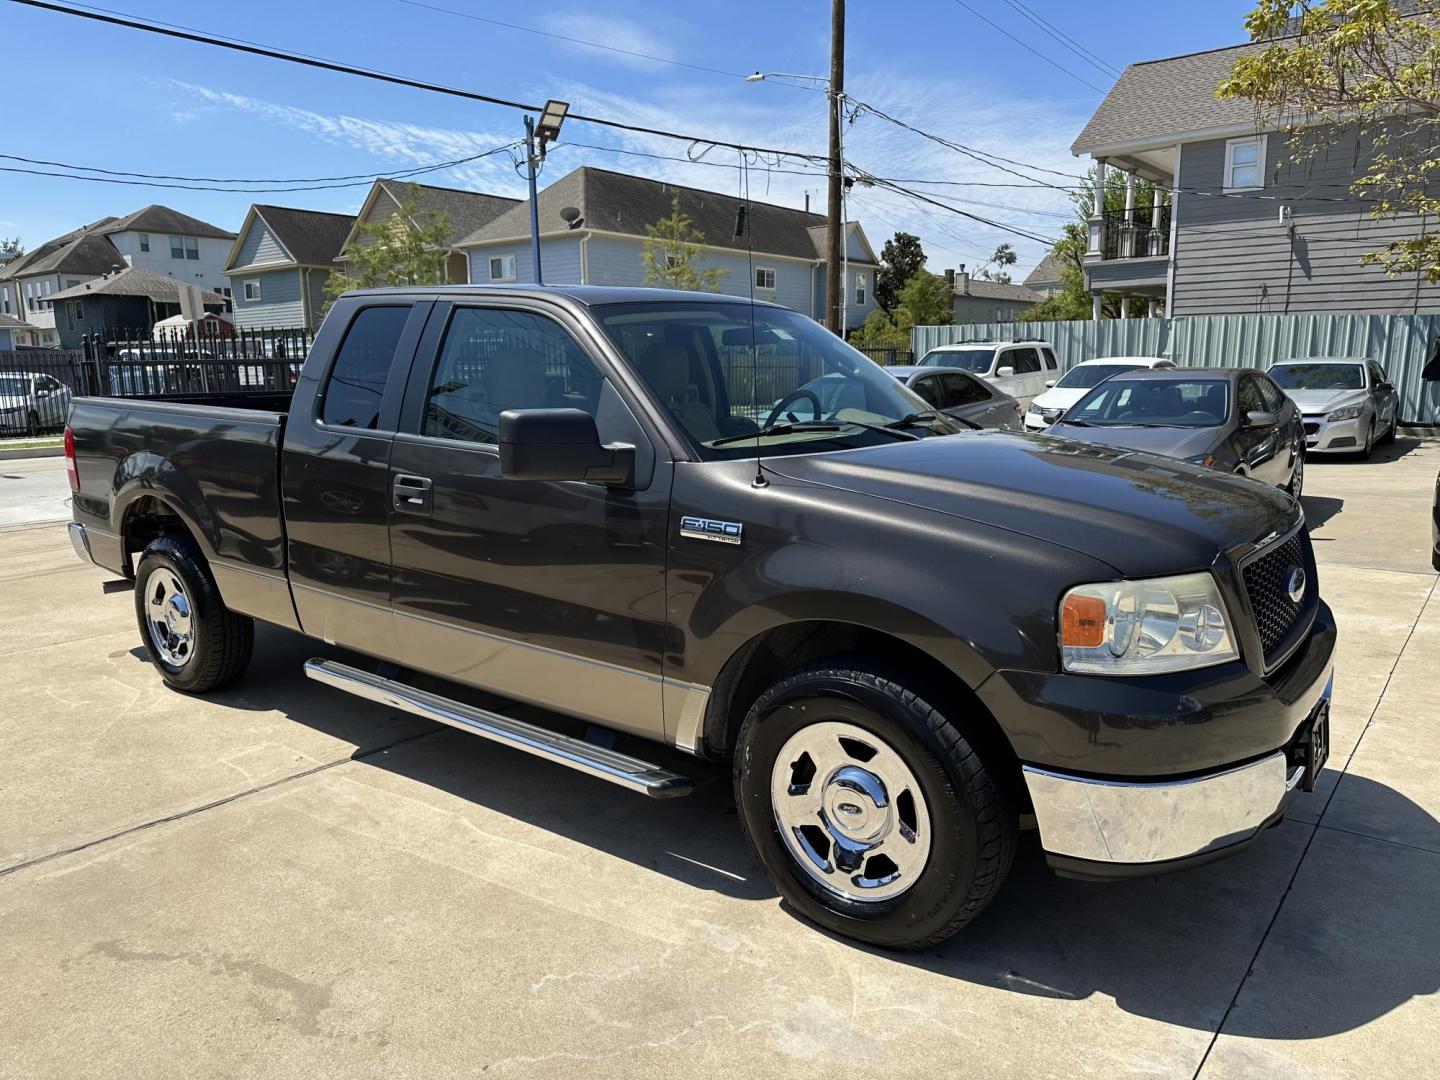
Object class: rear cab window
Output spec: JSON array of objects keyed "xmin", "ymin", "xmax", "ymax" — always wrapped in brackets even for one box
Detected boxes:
[{"xmin": 319, "ymin": 305, "xmax": 414, "ymax": 430}]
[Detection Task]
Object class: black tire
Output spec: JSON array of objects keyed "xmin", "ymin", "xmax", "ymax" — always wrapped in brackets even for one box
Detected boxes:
[
  {"xmin": 733, "ymin": 660, "xmax": 1016, "ymax": 950},
  {"xmin": 1381, "ymin": 410, "xmax": 1398, "ymax": 445},
  {"xmin": 1359, "ymin": 418, "xmax": 1375, "ymax": 460},
  {"xmin": 134, "ymin": 534, "xmax": 253, "ymax": 693},
  {"xmin": 26, "ymin": 411, "xmax": 39, "ymax": 437},
  {"xmin": 1287, "ymin": 449, "xmax": 1304, "ymax": 499}
]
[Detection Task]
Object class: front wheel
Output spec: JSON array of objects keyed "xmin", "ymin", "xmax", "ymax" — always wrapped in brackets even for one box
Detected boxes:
[
  {"xmin": 1359, "ymin": 418, "xmax": 1376, "ymax": 460},
  {"xmin": 134, "ymin": 535, "xmax": 254, "ymax": 693},
  {"xmin": 1381, "ymin": 409, "xmax": 1398, "ymax": 445},
  {"xmin": 733, "ymin": 661, "xmax": 1016, "ymax": 950},
  {"xmin": 25, "ymin": 411, "xmax": 39, "ymax": 437},
  {"xmin": 1287, "ymin": 449, "xmax": 1305, "ymax": 499}
]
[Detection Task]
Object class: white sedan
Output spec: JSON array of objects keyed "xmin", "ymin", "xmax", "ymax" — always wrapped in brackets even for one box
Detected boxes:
[
  {"xmin": 1023, "ymin": 356, "xmax": 1175, "ymax": 430},
  {"xmin": 0, "ymin": 371, "xmax": 72, "ymax": 436}
]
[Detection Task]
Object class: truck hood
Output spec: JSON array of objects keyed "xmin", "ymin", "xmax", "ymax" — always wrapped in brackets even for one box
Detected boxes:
[
  {"xmin": 1045, "ymin": 422, "xmax": 1221, "ymax": 460},
  {"xmin": 1285, "ymin": 388, "xmax": 1366, "ymax": 415},
  {"xmin": 765, "ymin": 430, "xmax": 1294, "ymax": 579}
]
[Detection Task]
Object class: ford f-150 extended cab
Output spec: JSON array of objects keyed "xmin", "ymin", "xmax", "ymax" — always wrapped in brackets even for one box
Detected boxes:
[{"xmin": 66, "ymin": 286, "xmax": 1335, "ymax": 949}]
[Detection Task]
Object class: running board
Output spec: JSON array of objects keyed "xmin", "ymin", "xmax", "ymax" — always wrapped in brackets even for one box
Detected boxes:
[{"xmin": 304, "ymin": 659, "xmax": 694, "ymax": 799}]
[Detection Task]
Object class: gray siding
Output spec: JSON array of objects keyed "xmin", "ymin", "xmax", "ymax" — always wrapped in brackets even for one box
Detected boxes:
[
  {"xmin": 230, "ymin": 268, "xmax": 304, "ymax": 329},
  {"xmin": 951, "ymin": 294, "xmax": 1035, "ymax": 323},
  {"xmin": 468, "ymin": 236, "xmax": 584, "ymax": 284},
  {"xmin": 1172, "ymin": 129, "xmax": 1440, "ymax": 316},
  {"xmin": 231, "ymin": 218, "xmax": 289, "ymax": 268}
]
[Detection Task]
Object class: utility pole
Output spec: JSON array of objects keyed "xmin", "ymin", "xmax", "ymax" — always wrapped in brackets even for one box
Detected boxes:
[
  {"xmin": 825, "ymin": 0, "xmax": 845, "ymax": 335},
  {"xmin": 525, "ymin": 114, "xmax": 543, "ymax": 286}
]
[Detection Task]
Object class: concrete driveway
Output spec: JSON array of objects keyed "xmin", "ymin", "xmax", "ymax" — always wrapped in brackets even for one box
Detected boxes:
[{"xmin": 1, "ymin": 443, "xmax": 1437, "ymax": 1079}]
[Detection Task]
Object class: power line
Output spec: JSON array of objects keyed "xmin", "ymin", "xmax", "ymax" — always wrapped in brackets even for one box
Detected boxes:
[
  {"xmin": 9, "ymin": 0, "xmax": 830, "ymax": 165},
  {"xmin": 948, "ymin": 0, "xmax": 1108, "ymax": 95},
  {"xmin": 865, "ymin": 177, "xmax": 1059, "ymax": 246},
  {"xmin": 999, "ymin": 0, "xmax": 1121, "ymax": 79}
]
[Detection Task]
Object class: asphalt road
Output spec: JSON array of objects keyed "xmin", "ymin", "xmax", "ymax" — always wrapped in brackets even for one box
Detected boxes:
[{"xmin": 2, "ymin": 439, "xmax": 1437, "ymax": 1079}]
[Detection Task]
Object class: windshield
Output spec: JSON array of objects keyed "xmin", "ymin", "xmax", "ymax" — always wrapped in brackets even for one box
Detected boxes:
[
  {"xmin": 1064, "ymin": 378, "xmax": 1230, "ymax": 428},
  {"xmin": 917, "ymin": 347, "xmax": 995, "ymax": 374},
  {"xmin": 1269, "ymin": 363, "xmax": 1364, "ymax": 390},
  {"xmin": 593, "ymin": 301, "xmax": 963, "ymax": 460},
  {"xmin": 1054, "ymin": 363, "xmax": 1143, "ymax": 390}
]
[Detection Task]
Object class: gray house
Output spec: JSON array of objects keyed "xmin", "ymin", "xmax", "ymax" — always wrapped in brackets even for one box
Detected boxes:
[
  {"xmin": 943, "ymin": 268, "xmax": 1043, "ymax": 323},
  {"xmin": 0, "ymin": 313, "xmax": 40, "ymax": 349},
  {"xmin": 337, "ymin": 180, "xmax": 519, "ymax": 285},
  {"xmin": 458, "ymin": 166, "xmax": 880, "ymax": 326},
  {"xmin": 46, "ymin": 266, "xmax": 226, "ymax": 350},
  {"xmin": 1023, "ymin": 251, "xmax": 1067, "ymax": 298},
  {"xmin": 1073, "ymin": 35, "xmax": 1440, "ymax": 317},
  {"xmin": 225, "ymin": 205, "xmax": 355, "ymax": 330}
]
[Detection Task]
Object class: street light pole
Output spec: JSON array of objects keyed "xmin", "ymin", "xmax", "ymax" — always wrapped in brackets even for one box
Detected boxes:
[
  {"xmin": 826, "ymin": 0, "xmax": 845, "ymax": 335},
  {"xmin": 524, "ymin": 114, "xmax": 543, "ymax": 286}
]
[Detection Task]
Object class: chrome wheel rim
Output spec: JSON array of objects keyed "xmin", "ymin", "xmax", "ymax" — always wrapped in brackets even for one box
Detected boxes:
[
  {"xmin": 1291, "ymin": 454, "xmax": 1303, "ymax": 497},
  {"xmin": 145, "ymin": 568, "xmax": 194, "ymax": 667},
  {"xmin": 770, "ymin": 720, "xmax": 932, "ymax": 903}
]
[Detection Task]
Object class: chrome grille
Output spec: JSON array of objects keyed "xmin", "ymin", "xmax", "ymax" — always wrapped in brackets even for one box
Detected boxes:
[{"xmin": 1241, "ymin": 531, "xmax": 1310, "ymax": 666}]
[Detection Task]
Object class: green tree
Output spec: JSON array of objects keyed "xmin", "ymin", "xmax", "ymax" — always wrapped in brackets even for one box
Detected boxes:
[
  {"xmin": 976, "ymin": 242, "xmax": 1017, "ymax": 284},
  {"xmin": 1217, "ymin": 0, "xmax": 1440, "ymax": 280},
  {"xmin": 641, "ymin": 195, "xmax": 727, "ymax": 291},
  {"xmin": 849, "ymin": 305, "xmax": 915, "ymax": 350},
  {"xmin": 874, "ymin": 231, "xmax": 926, "ymax": 312},
  {"xmin": 324, "ymin": 184, "xmax": 451, "ymax": 311},
  {"xmin": 0, "ymin": 237, "xmax": 22, "ymax": 265},
  {"xmin": 897, "ymin": 270, "xmax": 954, "ymax": 326}
]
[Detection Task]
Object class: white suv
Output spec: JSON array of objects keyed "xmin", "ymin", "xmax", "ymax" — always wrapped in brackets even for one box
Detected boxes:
[
  {"xmin": 1023, "ymin": 356, "xmax": 1176, "ymax": 431},
  {"xmin": 915, "ymin": 341, "xmax": 1059, "ymax": 407}
]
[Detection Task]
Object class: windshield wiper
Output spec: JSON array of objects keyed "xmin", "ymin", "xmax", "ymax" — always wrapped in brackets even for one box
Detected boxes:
[
  {"xmin": 710, "ymin": 419, "xmax": 919, "ymax": 447},
  {"xmin": 1059, "ymin": 417, "xmax": 1092, "ymax": 427},
  {"xmin": 887, "ymin": 410, "xmax": 978, "ymax": 432}
]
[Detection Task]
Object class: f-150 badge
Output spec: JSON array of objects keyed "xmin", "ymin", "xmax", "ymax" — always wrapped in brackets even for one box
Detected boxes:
[{"xmin": 680, "ymin": 516, "xmax": 743, "ymax": 545}]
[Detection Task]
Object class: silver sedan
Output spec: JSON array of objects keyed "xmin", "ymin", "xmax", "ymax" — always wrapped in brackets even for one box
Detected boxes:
[{"xmin": 886, "ymin": 365, "xmax": 1025, "ymax": 431}]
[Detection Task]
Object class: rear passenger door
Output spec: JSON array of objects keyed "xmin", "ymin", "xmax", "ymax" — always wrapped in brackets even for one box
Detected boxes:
[
  {"xmin": 384, "ymin": 299, "xmax": 673, "ymax": 739},
  {"xmin": 938, "ymin": 372, "xmax": 1002, "ymax": 426},
  {"xmin": 282, "ymin": 300, "xmax": 431, "ymax": 656},
  {"xmin": 997, "ymin": 346, "xmax": 1044, "ymax": 405}
]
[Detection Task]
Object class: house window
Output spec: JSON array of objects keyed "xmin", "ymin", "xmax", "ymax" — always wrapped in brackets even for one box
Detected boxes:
[
  {"xmin": 1, "ymin": 287, "xmax": 9, "ymax": 314},
  {"xmin": 488, "ymin": 254, "xmax": 517, "ymax": 282},
  {"xmin": 1224, "ymin": 136, "xmax": 1266, "ymax": 191},
  {"xmin": 185, "ymin": 237, "xmax": 200, "ymax": 261},
  {"xmin": 244, "ymin": 279, "xmax": 262, "ymax": 302},
  {"xmin": 171, "ymin": 236, "xmax": 185, "ymax": 259},
  {"xmin": 754, "ymin": 267, "xmax": 776, "ymax": 290},
  {"xmin": 854, "ymin": 272, "xmax": 867, "ymax": 306},
  {"xmin": 139, "ymin": 233, "xmax": 150, "ymax": 253},
  {"xmin": 665, "ymin": 254, "xmax": 681, "ymax": 271},
  {"xmin": 74, "ymin": 300, "xmax": 84, "ymax": 322},
  {"xmin": 24, "ymin": 283, "xmax": 33, "ymax": 311}
]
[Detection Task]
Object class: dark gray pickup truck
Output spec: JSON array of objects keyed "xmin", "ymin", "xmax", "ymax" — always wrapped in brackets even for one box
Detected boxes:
[{"xmin": 66, "ymin": 285, "xmax": 1335, "ymax": 949}]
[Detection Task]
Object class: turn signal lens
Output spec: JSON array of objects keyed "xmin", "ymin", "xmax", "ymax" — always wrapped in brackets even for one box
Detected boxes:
[
  {"xmin": 63, "ymin": 426, "xmax": 78, "ymax": 492},
  {"xmin": 1060, "ymin": 593, "xmax": 1107, "ymax": 648}
]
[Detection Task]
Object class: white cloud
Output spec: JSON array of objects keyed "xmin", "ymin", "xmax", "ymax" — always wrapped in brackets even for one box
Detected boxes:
[{"xmin": 533, "ymin": 11, "xmax": 679, "ymax": 70}]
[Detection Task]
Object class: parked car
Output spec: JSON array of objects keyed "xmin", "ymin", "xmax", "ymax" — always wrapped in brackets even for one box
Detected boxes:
[
  {"xmin": 1268, "ymin": 357, "xmax": 1400, "ymax": 458},
  {"xmin": 0, "ymin": 370, "xmax": 72, "ymax": 435},
  {"xmin": 885, "ymin": 365, "xmax": 1024, "ymax": 430},
  {"xmin": 1049, "ymin": 368, "xmax": 1306, "ymax": 496},
  {"xmin": 914, "ymin": 340, "xmax": 1059, "ymax": 406},
  {"xmin": 66, "ymin": 286, "xmax": 1335, "ymax": 950},
  {"xmin": 1024, "ymin": 356, "xmax": 1176, "ymax": 431}
]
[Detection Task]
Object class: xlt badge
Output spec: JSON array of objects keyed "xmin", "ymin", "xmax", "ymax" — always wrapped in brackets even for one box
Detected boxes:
[{"xmin": 680, "ymin": 516, "xmax": 743, "ymax": 545}]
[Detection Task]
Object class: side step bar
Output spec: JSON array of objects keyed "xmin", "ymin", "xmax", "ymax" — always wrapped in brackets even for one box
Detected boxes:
[{"xmin": 304, "ymin": 659, "xmax": 694, "ymax": 799}]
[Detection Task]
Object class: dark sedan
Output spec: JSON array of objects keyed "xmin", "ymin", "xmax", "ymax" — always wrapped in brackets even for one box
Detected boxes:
[{"xmin": 1049, "ymin": 368, "xmax": 1306, "ymax": 496}]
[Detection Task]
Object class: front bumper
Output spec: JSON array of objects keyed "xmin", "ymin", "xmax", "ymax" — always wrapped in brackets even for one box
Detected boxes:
[
  {"xmin": 1024, "ymin": 410, "xmax": 1062, "ymax": 431},
  {"xmin": 1302, "ymin": 413, "xmax": 1365, "ymax": 452}
]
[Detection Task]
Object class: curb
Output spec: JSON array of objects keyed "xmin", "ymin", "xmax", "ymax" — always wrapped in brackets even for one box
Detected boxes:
[{"xmin": 0, "ymin": 445, "xmax": 63, "ymax": 460}]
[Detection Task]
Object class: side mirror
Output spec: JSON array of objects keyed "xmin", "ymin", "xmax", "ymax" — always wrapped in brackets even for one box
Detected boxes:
[
  {"xmin": 1378, "ymin": 381, "xmax": 1394, "ymax": 391},
  {"xmin": 996, "ymin": 366, "xmax": 1015, "ymax": 378},
  {"xmin": 1245, "ymin": 410, "xmax": 1278, "ymax": 428},
  {"xmin": 498, "ymin": 408, "xmax": 635, "ymax": 486},
  {"xmin": 1044, "ymin": 379, "xmax": 1057, "ymax": 388}
]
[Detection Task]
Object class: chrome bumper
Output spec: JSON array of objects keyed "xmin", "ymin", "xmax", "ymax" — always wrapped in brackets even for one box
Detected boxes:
[
  {"xmin": 1023, "ymin": 752, "xmax": 1305, "ymax": 866},
  {"xmin": 67, "ymin": 521, "xmax": 93, "ymax": 564}
]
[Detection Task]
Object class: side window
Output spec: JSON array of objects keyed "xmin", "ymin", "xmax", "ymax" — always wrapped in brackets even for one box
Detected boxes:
[
  {"xmin": 1008, "ymin": 347, "xmax": 1041, "ymax": 374},
  {"xmin": 1257, "ymin": 376, "xmax": 1285, "ymax": 412},
  {"xmin": 910, "ymin": 375, "xmax": 942, "ymax": 408},
  {"xmin": 320, "ymin": 305, "xmax": 412, "ymax": 430},
  {"xmin": 940, "ymin": 372, "xmax": 990, "ymax": 406},
  {"xmin": 423, "ymin": 307, "xmax": 604, "ymax": 445},
  {"xmin": 1368, "ymin": 362, "xmax": 1387, "ymax": 388},
  {"xmin": 1237, "ymin": 376, "xmax": 1266, "ymax": 415},
  {"xmin": 1041, "ymin": 348, "xmax": 1058, "ymax": 371}
]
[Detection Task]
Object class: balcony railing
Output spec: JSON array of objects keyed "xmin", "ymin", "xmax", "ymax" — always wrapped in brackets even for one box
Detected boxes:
[{"xmin": 1102, "ymin": 205, "xmax": 1171, "ymax": 260}]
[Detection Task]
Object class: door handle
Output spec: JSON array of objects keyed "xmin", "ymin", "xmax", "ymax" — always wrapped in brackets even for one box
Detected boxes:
[{"xmin": 393, "ymin": 474, "xmax": 433, "ymax": 515}]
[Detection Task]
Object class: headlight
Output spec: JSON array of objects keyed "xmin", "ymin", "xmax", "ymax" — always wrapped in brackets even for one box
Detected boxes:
[
  {"xmin": 1326, "ymin": 403, "xmax": 1364, "ymax": 422},
  {"xmin": 1027, "ymin": 404, "xmax": 1043, "ymax": 415},
  {"xmin": 1059, "ymin": 572, "xmax": 1239, "ymax": 674}
]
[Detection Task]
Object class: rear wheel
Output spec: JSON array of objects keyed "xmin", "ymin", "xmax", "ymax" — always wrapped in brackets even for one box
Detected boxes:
[
  {"xmin": 25, "ymin": 410, "xmax": 39, "ymax": 437},
  {"xmin": 1287, "ymin": 450, "xmax": 1305, "ymax": 499},
  {"xmin": 134, "ymin": 535, "xmax": 253, "ymax": 693},
  {"xmin": 733, "ymin": 661, "xmax": 1016, "ymax": 950}
]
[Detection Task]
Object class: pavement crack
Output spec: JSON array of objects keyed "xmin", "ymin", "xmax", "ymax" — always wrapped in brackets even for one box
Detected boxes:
[
  {"xmin": 0, "ymin": 726, "xmax": 441, "ymax": 880},
  {"xmin": 1191, "ymin": 573, "xmax": 1438, "ymax": 1079}
]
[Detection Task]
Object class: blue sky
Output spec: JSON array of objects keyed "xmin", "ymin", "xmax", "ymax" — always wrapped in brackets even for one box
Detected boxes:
[{"xmin": 1, "ymin": 0, "xmax": 1257, "ymax": 276}]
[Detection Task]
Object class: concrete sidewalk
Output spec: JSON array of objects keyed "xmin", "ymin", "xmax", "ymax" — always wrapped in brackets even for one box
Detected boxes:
[{"xmin": 1, "ymin": 439, "xmax": 1436, "ymax": 1079}]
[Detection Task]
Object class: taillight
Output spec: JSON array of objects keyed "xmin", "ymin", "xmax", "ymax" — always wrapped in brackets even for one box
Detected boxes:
[{"xmin": 64, "ymin": 426, "xmax": 79, "ymax": 492}]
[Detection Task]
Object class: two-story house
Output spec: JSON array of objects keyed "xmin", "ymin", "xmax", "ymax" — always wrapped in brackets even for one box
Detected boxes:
[
  {"xmin": 943, "ymin": 267, "xmax": 1043, "ymax": 323},
  {"xmin": 1073, "ymin": 36, "xmax": 1440, "ymax": 318},
  {"xmin": 225, "ymin": 205, "xmax": 355, "ymax": 330},
  {"xmin": 457, "ymin": 166, "xmax": 881, "ymax": 327},
  {"xmin": 337, "ymin": 180, "xmax": 520, "ymax": 285},
  {"xmin": 0, "ymin": 207, "xmax": 236, "ymax": 346}
]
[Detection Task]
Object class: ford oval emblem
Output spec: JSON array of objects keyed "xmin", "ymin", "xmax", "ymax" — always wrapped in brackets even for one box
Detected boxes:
[{"xmin": 1285, "ymin": 567, "xmax": 1306, "ymax": 604}]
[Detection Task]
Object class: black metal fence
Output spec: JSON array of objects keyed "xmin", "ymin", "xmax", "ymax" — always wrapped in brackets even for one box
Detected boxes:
[
  {"xmin": 854, "ymin": 347, "xmax": 914, "ymax": 366},
  {"xmin": 1103, "ymin": 205, "xmax": 1172, "ymax": 260},
  {"xmin": 0, "ymin": 326, "xmax": 313, "ymax": 437}
]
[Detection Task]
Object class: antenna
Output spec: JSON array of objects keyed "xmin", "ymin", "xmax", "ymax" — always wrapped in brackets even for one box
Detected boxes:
[{"xmin": 739, "ymin": 153, "xmax": 767, "ymax": 489}]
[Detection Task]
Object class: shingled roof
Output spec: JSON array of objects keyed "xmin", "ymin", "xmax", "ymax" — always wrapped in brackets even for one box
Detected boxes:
[
  {"xmin": 459, "ymin": 167, "xmax": 872, "ymax": 262},
  {"xmin": 955, "ymin": 278, "xmax": 1043, "ymax": 303},
  {"xmin": 47, "ymin": 267, "xmax": 225, "ymax": 304},
  {"xmin": 344, "ymin": 180, "xmax": 520, "ymax": 252},
  {"xmin": 230, "ymin": 205, "xmax": 355, "ymax": 270},
  {"xmin": 100, "ymin": 205, "xmax": 235, "ymax": 241},
  {"xmin": 1024, "ymin": 250, "xmax": 1067, "ymax": 289},
  {"xmin": 0, "ymin": 313, "xmax": 38, "ymax": 331}
]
